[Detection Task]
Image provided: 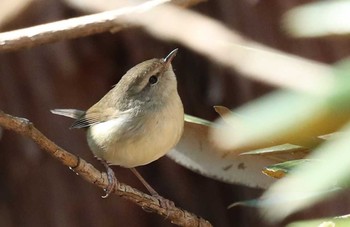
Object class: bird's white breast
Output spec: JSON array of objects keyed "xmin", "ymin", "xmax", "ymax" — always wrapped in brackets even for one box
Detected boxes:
[
  {"xmin": 86, "ymin": 94, "xmax": 184, "ymax": 168},
  {"xmin": 89, "ymin": 115, "xmax": 129, "ymax": 143},
  {"xmin": 87, "ymin": 114, "xmax": 130, "ymax": 158}
]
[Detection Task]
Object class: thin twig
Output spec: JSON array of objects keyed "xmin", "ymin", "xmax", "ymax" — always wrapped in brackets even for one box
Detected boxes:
[
  {"xmin": 0, "ymin": 0, "xmax": 203, "ymax": 52},
  {"xmin": 0, "ymin": 0, "xmax": 168, "ymax": 51},
  {"xmin": 0, "ymin": 110, "xmax": 212, "ymax": 227}
]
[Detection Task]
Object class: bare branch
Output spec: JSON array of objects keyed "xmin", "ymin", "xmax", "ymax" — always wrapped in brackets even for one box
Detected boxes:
[
  {"xmin": 62, "ymin": 0, "xmax": 205, "ymax": 13},
  {"xmin": 0, "ymin": 0, "xmax": 203, "ymax": 52},
  {"xmin": 0, "ymin": 110, "xmax": 212, "ymax": 227}
]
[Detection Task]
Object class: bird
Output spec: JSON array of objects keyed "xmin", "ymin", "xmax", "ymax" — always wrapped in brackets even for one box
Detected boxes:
[{"xmin": 51, "ymin": 49, "xmax": 184, "ymax": 199}]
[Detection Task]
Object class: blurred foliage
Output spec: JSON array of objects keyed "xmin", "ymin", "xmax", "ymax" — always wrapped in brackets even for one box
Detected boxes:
[
  {"xmin": 211, "ymin": 0, "xmax": 350, "ymax": 223},
  {"xmin": 284, "ymin": 0, "xmax": 350, "ymax": 38},
  {"xmin": 262, "ymin": 159, "xmax": 313, "ymax": 179},
  {"xmin": 287, "ymin": 215, "xmax": 350, "ymax": 227}
]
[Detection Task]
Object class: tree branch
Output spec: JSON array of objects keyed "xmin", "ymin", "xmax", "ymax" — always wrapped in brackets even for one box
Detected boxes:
[
  {"xmin": 0, "ymin": 110, "xmax": 212, "ymax": 227},
  {"xmin": 0, "ymin": 0, "xmax": 203, "ymax": 52}
]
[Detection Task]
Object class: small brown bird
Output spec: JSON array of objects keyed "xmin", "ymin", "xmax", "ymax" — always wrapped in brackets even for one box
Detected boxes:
[{"xmin": 51, "ymin": 49, "xmax": 184, "ymax": 198}]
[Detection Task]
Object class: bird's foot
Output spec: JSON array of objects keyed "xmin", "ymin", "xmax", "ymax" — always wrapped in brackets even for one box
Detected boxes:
[{"xmin": 101, "ymin": 161, "xmax": 117, "ymax": 198}]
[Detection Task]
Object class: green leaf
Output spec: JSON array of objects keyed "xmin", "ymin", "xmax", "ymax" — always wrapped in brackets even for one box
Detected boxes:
[
  {"xmin": 259, "ymin": 122, "xmax": 350, "ymax": 222},
  {"xmin": 212, "ymin": 60, "xmax": 350, "ymax": 153},
  {"xmin": 284, "ymin": 0, "xmax": 350, "ymax": 38},
  {"xmin": 241, "ymin": 144, "xmax": 303, "ymax": 155},
  {"xmin": 212, "ymin": 60, "xmax": 350, "ymax": 222},
  {"xmin": 212, "ymin": 90, "xmax": 330, "ymax": 151},
  {"xmin": 262, "ymin": 159, "xmax": 314, "ymax": 179},
  {"xmin": 227, "ymin": 198, "xmax": 259, "ymax": 209},
  {"xmin": 287, "ymin": 215, "xmax": 350, "ymax": 227},
  {"xmin": 184, "ymin": 114, "xmax": 213, "ymax": 127}
]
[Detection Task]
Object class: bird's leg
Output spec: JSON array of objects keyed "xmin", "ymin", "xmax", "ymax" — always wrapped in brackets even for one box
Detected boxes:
[
  {"xmin": 101, "ymin": 160, "xmax": 117, "ymax": 198},
  {"xmin": 130, "ymin": 168, "xmax": 158, "ymax": 195},
  {"xmin": 130, "ymin": 168, "xmax": 175, "ymax": 209}
]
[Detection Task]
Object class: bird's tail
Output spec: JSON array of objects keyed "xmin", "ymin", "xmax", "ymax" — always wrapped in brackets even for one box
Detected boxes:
[{"xmin": 50, "ymin": 109, "xmax": 85, "ymax": 120}]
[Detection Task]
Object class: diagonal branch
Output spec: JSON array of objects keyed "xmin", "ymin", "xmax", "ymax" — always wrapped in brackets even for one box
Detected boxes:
[
  {"xmin": 0, "ymin": 0, "xmax": 203, "ymax": 52},
  {"xmin": 0, "ymin": 110, "xmax": 212, "ymax": 227}
]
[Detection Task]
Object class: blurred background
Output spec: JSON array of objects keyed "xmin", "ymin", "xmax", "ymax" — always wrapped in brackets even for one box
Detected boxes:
[{"xmin": 1, "ymin": 0, "xmax": 349, "ymax": 226}]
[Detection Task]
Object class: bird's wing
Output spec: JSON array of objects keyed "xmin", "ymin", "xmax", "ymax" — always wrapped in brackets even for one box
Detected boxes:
[{"xmin": 70, "ymin": 107, "xmax": 122, "ymax": 129}]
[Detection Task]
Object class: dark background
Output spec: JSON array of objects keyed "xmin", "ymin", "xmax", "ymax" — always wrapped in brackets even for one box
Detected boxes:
[{"xmin": 1, "ymin": 0, "xmax": 349, "ymax": 226}]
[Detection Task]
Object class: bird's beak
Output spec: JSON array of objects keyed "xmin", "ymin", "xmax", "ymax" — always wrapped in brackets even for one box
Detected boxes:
[{"xmin": 163, "ymin": 48, "xmax": 178, "ymax": 65}]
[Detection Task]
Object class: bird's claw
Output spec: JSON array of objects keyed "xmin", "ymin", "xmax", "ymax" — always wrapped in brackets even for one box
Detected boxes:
[{"xmin": 101, "ymin": 162, "xmax": 117, "ymax": 198}]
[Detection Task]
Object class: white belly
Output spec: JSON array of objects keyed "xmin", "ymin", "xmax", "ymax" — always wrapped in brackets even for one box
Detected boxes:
[{"xmin": 86, "ymin": 103, "xmax": 184, "ymax": 168}]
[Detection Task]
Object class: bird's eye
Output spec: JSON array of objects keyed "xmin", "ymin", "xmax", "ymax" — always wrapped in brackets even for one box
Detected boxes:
[{"xmin": 149, "ymin": 75, "xmax": 158, "ymax": 85}]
